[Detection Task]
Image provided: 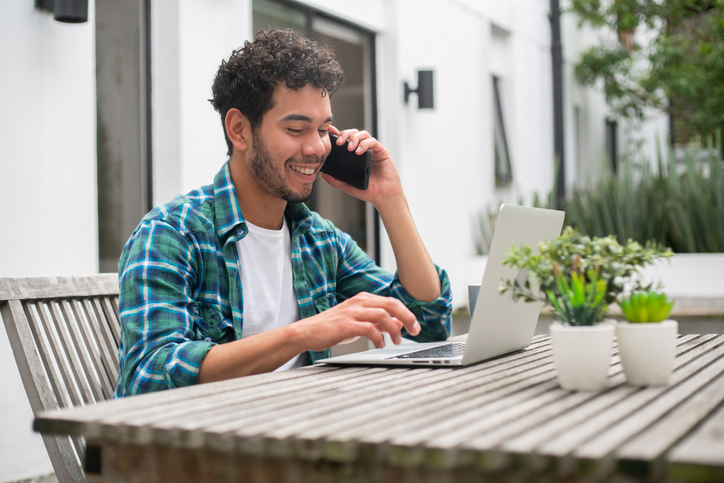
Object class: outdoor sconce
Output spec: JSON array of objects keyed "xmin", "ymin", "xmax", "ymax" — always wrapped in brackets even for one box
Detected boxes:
[
  {"xmin": 35, "ymin": 0, "xmax": 89, "ymax": 24},
  {"xmin": 404, "ymin": 70, "xmax": 434, "ymax": 109}
]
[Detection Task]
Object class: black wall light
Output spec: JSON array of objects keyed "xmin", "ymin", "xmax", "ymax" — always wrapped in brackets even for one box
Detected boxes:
[
  {"xmin": 35, "ymin": 0, "xmax": 89, "ymax": 24},
  {"xmin": 404, "ymin": 70, "xmax": 434, "ymax": 109}
]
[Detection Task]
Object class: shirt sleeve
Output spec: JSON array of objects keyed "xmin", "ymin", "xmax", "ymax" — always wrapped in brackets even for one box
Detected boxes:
[
  {"xmin": 115, "ymin": 219, "xmax": 215, "ymax": 397},
  {"xmin": 333, "ymin": 228, "xmax": 453, "ymax": 343}
]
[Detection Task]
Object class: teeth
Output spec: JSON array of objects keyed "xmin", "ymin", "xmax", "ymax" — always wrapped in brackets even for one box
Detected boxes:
[{"xmin": 291, "ymin": 166, "xmax": 316, "ymax": 175}]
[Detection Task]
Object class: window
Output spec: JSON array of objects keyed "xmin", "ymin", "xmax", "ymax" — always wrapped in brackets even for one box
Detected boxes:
[
  {"xmin": 493, "ymin": 76, "xmax": 512, "ymax": 186},
  {"xmin": 574, "ymin": 106, "xmax": 583, "ymax": 184},
  {"xmin": 605, "ymin": 118, "xmax": 618, "ymax": 173}
]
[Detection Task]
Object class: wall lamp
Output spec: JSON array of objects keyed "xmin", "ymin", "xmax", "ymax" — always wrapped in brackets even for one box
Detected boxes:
[
  {"xmin": 404, "ymin": 70, "xmax": 434, "ymax": 109},
  {"xmin": 35, "ymin": 0, "xmax": 89, "ymax": 23}
]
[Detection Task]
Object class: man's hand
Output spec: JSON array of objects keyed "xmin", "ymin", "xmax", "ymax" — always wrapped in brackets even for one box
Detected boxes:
[
  {"xmin": 321, "ymin": 126, "xmax": 442, "ymax": 305},
  {"xmin": 293, "ymin": 292, "xmax": 421, "ymax": 352},
  {"xmin": 199, "ymin": 292, "xmax": 421, "ymax": 383},
  {"xmin": 321, "ymin": 126, "xmax": 404, "ymax": 208}
]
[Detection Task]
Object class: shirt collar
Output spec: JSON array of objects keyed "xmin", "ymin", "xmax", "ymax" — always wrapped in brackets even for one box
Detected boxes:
[
  {"xmin": 213, "ymin": 162, "xmax": 246, "ymax": 242},
  {"xmin": 213, "ymin": 162, "xmax": 319, "ymax": 242}
]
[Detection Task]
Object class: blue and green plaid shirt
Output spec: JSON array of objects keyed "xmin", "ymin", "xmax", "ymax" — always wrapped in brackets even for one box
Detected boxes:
[{"xmin": 116, "ymin": 162, "xmax": 452, "ymax": 397}]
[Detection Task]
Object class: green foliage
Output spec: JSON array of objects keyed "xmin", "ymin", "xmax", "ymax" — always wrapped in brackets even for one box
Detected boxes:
[
  {"xmin": 620, "ymin": 290, "xmax": 675, "ymax": 322},
  {"xmin": 565, "ymin": 133, "xmax": 724, "ymax": 252},
  {"xmin": 500, "ymin": 226, "xmax": 672, "ymax": 326},
  {"xmin": 546, "ymin": 263, "xmax": 608, "ymax": 326},
  {"xmin": 570, "ymin": 0, "xmax": 724, "ymax": 138}
]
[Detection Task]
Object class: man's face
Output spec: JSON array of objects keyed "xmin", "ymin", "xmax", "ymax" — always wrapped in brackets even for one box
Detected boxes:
[{"xmin": 247, "ymin": 84, "xmax": 333, "ymax": 203}]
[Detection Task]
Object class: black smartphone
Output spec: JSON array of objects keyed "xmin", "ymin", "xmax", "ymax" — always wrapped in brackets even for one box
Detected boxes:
[{"xmin": 321, "ymin": 133, "xmax": 371, "ymax": 190}]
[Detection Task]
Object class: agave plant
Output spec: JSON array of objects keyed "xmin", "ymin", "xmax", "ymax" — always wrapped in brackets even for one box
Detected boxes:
[
  {"xmin": 545, "ymin": 262, "xmax": 608, "ymax": 326},
  {"xmin": 619, "ymin": 290, "xmax": 675, "ymax": 323},
  {"xmin": 546, "ymin": 131, "xmax": 724, "ymax": 253}
]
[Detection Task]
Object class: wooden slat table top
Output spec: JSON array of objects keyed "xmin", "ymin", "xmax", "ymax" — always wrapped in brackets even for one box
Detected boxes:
[{"xmin": 34, "ymin": 333, "xmax": 724, "ymax": 481}]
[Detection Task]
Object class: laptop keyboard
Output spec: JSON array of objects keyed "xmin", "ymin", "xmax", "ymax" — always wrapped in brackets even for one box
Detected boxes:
[{"xmin": 389, "ymin": 342, "xmax": 466, "ymax": 359}]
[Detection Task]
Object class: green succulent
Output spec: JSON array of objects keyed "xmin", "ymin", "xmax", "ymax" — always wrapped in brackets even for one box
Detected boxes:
[{"xmin": 619, "ymin": 290, "xmax": 674, "ymax": 323}]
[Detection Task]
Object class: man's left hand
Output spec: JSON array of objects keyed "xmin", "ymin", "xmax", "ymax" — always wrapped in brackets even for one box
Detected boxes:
[{"xmin": 322, "ymin": 126, "xmax": 404, "ymax": 209}]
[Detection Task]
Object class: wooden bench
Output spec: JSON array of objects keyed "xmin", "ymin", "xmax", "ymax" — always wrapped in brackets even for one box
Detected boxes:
[{"xmin": 0, "ymin": 274, "xmax": 120, "ymax": 483}]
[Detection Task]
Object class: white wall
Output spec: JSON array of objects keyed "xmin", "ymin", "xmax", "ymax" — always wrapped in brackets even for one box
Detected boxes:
[
  {"xmin": 152, "ymin": 0, "xmax": 254, "ymax": 202},
  {"xmin": 152, "ymin": 0, "xmax": 254, "ymax": 205},
  {"xmin": 160, "ymin": 0, "xmax": 665, "ymax": 310},
  {"xmin": 373, "ymin": 0, "xmax": 568, "ymax": 307},
  {"xmin": 0, "ymin": 4, "xmax": 98, "ymax": 278},
  {"xmin": 0, "ymin": 1, "xmax": 97, "ymax": 480},
  {"xmin": 312, "ymin": 0, "xmax": 667, "ymax": 308},
  {"xmin": 378, "ymin": 0, "xmax": 496, "ymax": 306}
]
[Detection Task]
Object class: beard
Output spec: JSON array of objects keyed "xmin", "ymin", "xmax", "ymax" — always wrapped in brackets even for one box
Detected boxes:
[{"xmin": 249, "ymin": 131, "xmax": 323, "ymax": 204}]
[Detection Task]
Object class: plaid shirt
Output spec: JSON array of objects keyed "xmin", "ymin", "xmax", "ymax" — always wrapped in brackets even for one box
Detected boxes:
[{"xmin": 116, "ymin": 162, "xmax": 453, "ymax": 397}]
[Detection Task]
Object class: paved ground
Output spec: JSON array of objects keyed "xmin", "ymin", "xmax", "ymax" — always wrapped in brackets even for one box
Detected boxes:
[{"xmin": 8, "ymin": 475, "xmax": 58, "ymax": 483}]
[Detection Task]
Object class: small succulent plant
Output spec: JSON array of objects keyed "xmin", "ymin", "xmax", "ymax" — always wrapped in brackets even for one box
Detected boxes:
[{"xmin": 619, "ymin": 290, "xmax": 675, "ymax": 323}]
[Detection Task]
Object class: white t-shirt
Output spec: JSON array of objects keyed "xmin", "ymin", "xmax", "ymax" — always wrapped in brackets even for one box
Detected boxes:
[{"xmin": 236, "ymin": 218, "xmax": 308, "ymax": 371}]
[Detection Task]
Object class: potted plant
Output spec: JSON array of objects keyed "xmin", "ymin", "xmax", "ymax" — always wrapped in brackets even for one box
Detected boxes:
[
  {"xmin": 616, "ymin": 290, "xmax": 677, "ymax": 386},
  {"xmin": 500, "ymin": 227, "xmax": 672, "ymax": 391}
]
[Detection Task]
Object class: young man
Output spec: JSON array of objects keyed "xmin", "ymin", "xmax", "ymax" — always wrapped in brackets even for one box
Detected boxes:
[{"xmin": 115, "ymin": 29, "xmax": 452, "ymax": 397}]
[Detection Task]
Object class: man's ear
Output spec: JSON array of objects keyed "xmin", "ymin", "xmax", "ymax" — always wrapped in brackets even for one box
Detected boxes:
[{"xmin": 225, "ymin": 108, "xmax": 251, "ymax": 152}]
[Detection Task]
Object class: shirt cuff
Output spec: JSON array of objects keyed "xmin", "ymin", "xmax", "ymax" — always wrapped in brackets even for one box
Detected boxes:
[
  {"xmin": 160, "ymin": 340, "xmax": 217, "ymax": 389},
  {"xmin": 391, "ymin": 265, "xmax": 453, "ymax": 342}
]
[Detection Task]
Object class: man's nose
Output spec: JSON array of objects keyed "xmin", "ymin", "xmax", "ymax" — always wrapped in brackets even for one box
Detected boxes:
[{"xmin": 302, "ymin": 133, "xmax": 327, "ymax": 158}]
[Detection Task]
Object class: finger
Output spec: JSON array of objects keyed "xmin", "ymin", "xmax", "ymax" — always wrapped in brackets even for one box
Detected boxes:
[
  {"xmin": 358, "ymin": 307, "xmax": 404, "ymax": 344},
  {"xmin": 351, "ymin": 304, "xmax": 412, "ymax": 344},
  {"xmin": 328, "ymin": 125, "xmax": 341, "ymax": 136},
  {"xmin": 345, "ymin": 131, "xmax": 372, "ymax": 151},
  {"xmin": 351, "ymin": 294, "xmax": 420, "ymax": 340},
  {"xmin": 350, "ymin": 321, "xmax": 385, "ymax": 348},
  {"xmin": 353, "ymin": 138, "xmax": 378, "ymax": 155},
  {"xmin": 336, "ymin": 128, "xmax": 359, "ymax": 145}
]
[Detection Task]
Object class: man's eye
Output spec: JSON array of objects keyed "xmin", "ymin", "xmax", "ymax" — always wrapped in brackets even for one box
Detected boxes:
[
  {"xmin": 288, "ymin": 128, "xmax": 303, "ymax": 134},
  {"xmin": 319, "ymin": 130, "xmax": 329, "ymax": 136}
]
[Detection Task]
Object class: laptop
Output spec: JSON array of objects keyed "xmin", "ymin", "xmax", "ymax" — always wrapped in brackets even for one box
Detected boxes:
[{"xmin": 317, "ymin": 204, "xmax": 565, "ymax": 367}]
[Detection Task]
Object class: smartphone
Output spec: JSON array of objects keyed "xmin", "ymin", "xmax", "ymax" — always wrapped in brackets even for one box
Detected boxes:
[{"xmin": 321, "ymin": 133, "xmax": 371, "ymax": 190}]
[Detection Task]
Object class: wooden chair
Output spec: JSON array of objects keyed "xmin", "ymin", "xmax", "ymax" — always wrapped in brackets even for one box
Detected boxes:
[{"xmin": 0, "ymin": 274, "xmax": 120, "ymax": 483}]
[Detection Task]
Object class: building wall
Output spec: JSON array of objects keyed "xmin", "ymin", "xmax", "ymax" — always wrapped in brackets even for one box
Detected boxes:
[
  {"xmin": 0, "ymin": 2, "xmax": 97, "ymax": 481},
  {"xmin": 151, "ymin": 0, "xmax": 663, "ymax": 307},
  {"xmin": 152, "ymin": 0, "xmax": 254, "ymax": 205}
]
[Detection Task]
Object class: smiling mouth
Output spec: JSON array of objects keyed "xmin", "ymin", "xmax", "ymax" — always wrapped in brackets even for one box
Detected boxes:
[{"xmin": 290, "ymin": 165, "xmax": 318, "ymax": 175}]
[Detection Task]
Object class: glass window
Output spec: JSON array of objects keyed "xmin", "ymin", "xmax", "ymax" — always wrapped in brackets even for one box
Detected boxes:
[
  {"xmin": 252, "ymin": 0, "xmax": 306, "ymax": 35},
  {"xmin": 493, "ymin": 76, "xmax": 512, "ymax": 186},
  {"xmin": 606, "ymin": 118, "xmax": 618, "ymax": 173}
]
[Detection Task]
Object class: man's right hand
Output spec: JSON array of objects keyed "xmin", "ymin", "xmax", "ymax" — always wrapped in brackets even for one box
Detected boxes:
[
  {"xmin": 200, "ymin": 292, "xmax": 421, "ymax": 383},
  {"xmin": 292, "ymin": 292, "xmax": 421, "ymax": 352}
]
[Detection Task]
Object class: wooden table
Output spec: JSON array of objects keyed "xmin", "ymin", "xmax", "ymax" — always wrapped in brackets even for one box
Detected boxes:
[{"xmin": 34, "ymin": 334, "xmax": 724, "ymax": 482}]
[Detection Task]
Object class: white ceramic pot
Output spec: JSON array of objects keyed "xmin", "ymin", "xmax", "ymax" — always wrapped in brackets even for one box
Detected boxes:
[
  {"xmin": 549, "ymin": 321, "xmax": 615, "ymax": 391},
  {"xmin": 616, "ymin": 320, "xmax": 678, "ymax": 386}
]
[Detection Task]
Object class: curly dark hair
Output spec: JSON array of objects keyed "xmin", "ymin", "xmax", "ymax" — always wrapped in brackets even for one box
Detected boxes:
[{"xmin": 210, "ymin": 29, "xmax": 345, "ymax": 156}]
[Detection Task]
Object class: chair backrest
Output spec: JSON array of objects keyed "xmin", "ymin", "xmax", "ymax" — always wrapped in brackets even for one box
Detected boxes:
[{"xmin": 0, "ymin": 274, "xmax": 120, "ymax": 483}]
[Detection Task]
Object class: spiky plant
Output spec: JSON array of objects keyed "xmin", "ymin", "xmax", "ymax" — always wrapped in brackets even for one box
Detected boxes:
[
  {"xmin": 619, "ymin": 290, "xmax": 675, "ymax": 323},
  {"xmin": 545, "ymin": 262, "xmax": 608, "ymax": 326}
]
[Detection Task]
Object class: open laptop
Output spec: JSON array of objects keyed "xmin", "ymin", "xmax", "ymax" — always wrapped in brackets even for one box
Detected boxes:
[{"xmin": 317, "ymin": 204, "xmax": 565, "ymax": 367}]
